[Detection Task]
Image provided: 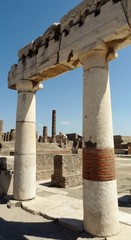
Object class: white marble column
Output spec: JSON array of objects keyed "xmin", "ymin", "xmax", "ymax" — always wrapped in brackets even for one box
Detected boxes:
[
  {"xmin": 13, "ymin": 80, "xmax": 43, "ymax": 201},
  {"xmin": 82, "ymin": 50, "xmax": 120, "ymax": 237}
]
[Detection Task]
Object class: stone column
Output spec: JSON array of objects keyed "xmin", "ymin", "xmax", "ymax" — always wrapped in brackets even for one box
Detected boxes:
[
  {"xmin": 3, "ymin": 133, "xmax": 6, "ymax": 142},
  {"xmin": 43, "ymin": 126, "xmax": 48, "ymax": 143},
  {"xmin": 82, "ymin": 50, "xmax": 120, "ymax": 236},
  {"xmin": 52, "ymin": 110, "xmax": 56, "ymax": 143},
  {"xmin": 0, "ymin": 120, "xmax": 3, "ymax": 139},
  {"xmin": 13, "ymin": 80, "xmax": 43, "ymax": 201},
  {"xmin": 6, "ymin": 132, "xmax": 10, "ymax": 142},
  {"xmin": 10, "ymin": 129, "xmax": 16, "ymax": 141}
]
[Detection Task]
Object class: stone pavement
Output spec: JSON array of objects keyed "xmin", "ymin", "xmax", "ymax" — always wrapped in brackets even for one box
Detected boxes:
[{"xmin": 0, "ymin": 180, "xmax": 131, "ymax": 240}]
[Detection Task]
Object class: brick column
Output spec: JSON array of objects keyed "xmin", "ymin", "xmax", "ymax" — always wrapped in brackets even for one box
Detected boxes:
[
  {"xmin": 52, "ymin": 110, "xmax": 56, "ymax": 143},
  {"xmin": 82, "ymin": 50, "xmax": 120, "ymax": 236},
  {"xmin": 0, "ymin": 120, "xmax": 3, "ymax": 139},
  {"xmin": 13, "ymin": 80, "xmax": 43, "ymax": 200},
  {"xmin": 43, "ymin": 126, "xmax": 48, "ymax": 143}
]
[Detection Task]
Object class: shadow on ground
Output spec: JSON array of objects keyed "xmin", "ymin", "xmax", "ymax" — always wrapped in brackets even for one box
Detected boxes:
[
  {"xmin": 39, "ymin": 182, "xmax": 52, "ymax": 187},
  {"xmin": 0, "ymin": 207, "xmax": 92, "ymax": 240},
  {"xmin": 0, "ymin": 195, "xmax": 91, "ymax": 240}
]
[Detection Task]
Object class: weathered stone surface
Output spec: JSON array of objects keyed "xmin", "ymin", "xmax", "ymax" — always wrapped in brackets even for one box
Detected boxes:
[
  {"xmin": 18, "ymin": 24, "xmax": 61, "ymax": 59},
  {"xmin": 121, "ymin": 0, "xmax": 131, "ymax": 27},
  {"xmin": 0, "ymin": 152, "xmax": 82, "ymax": 183},
  {"xmin": 0, "ymin": 156, "xmax": 14, "ymax": 170},
  {"xmin": 7, "ymin": 0, "xmax": 131, "ymax": 236},
  {"xmin": 60, "ymin": 1, "xmax": 129, "ymax": 64},
  {"xmin": 8, "ymin": 0, "xmax": 131, "ymax": 89},
  {"xmin": 0, "ymin": 170, "xmax": 13, "ymax": 197},
  {"xmin": 51, "ymin": 154, "xmax": 82, "ymax": 188},
  {"xmin": 36, "ymin": 153, "xmax": 54, "ymax": 181},
  {"xmin": 60, "ymin": 0, "xmax": 111, "ymax": 32},
  {"xmin": 0, "ymin": 120, "xmax": 3, "ymax": 139}
]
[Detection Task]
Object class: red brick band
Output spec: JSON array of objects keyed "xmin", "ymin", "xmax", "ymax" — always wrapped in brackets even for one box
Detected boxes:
[{"xmin": 83, "ymin": 148, "xmax": 116, "ymax": 181}]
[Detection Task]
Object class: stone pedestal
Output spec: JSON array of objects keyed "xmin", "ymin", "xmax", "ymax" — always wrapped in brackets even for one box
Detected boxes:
[
  {"xmin": 13, "ymin": 80, "xmax": 42, "ymax": 201},
  {"xmin": 0, "ymin": 156, "xmax": 14, "ymax": 197},
  {"xmin": 82, "ymin": 51, "xmax": 120, "ymax": 236},
  {"xmin": 51, "ymin": 154, "xmax": 82, "ymax": 188}
]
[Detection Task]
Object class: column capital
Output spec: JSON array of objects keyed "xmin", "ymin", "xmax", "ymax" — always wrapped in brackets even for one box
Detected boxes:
[
  {"xmin": 80, "ymin": 47, "xmax": 117, "ymax": 70},
  {"xmin": 16, "ymin": 80, "xmax": 43, "ymax": 92}
]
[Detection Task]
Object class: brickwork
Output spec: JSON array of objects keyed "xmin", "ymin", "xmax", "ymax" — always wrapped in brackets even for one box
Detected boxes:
[
  {"xmin": 83, "ymin": 148, "xmax": 116, "ymax": 181},
  {"xmin": 52, "ymin": 110, "xmax": 56, "ymax": 143},
  {"xmin": 43, "ymin": 126, "xmax": 48, "ymax": 143}
]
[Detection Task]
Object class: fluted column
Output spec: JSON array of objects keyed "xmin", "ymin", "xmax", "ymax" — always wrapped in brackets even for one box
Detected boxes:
[
  {"xmin": 82, "ymin": 50, "xmax": 120, "ymax": 236},
  {"xmin": 13, "ymin": 80, "xmax": 43, "ymax": 201}
]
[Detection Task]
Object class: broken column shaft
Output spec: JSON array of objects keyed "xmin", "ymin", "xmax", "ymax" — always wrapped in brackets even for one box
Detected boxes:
[
  {"xmin": 0, "ymin": 120, "xmax": 3, "ymax": 139},
  {"xmin": 52, "ymin": 110, "xmax": 56, "ymax": 143},
  {"xmin": 43, "ymin": 126, "xmax": 48, "ymax": 143}
]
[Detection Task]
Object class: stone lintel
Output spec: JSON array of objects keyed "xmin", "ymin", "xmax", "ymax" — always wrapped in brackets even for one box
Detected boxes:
[
  {"xmin": 121, "ymin": 0, "xmax": 131, "ymax": 27},
  {"xmin": 8, "ymin": 0, "xmax": 131, "ymax": 89}
]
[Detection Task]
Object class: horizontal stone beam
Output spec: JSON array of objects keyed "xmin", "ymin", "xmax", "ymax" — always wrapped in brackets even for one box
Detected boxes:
[{"xmin": 8, "ymin": 0, "xmax": 131, "ymax": 89}]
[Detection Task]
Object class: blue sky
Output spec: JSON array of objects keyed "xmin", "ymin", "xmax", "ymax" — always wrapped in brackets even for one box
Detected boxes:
[{"xmin": 0, "ymin": 0, "xmax": 131, "ymax": 137}]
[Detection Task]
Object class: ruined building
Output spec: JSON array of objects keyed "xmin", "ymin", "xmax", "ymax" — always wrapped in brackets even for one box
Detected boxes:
[{"xmin": 5, "ymin": 0, "xmax": 131, "ymax": 237}]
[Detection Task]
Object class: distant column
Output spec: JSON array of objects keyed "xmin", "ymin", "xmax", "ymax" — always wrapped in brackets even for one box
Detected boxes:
[
  {"xmin": 0, "ymin": 120, "xmax": 3, "ymax": 139},
  {"xmin": 52, "ymin": 110, "xmax": 56, "ymax": 143},
  {"xmin": 10, "ymin": 129, "xmax": 16, "ymax": 141},
  {"xmin": 13, "ymin": 80, "xmax": 43, "ymax": 201},
  {"xmin": 3, "ymin": 133, "xmax": 6, "ymax": 141},
  {"xmin": 36, "ymin": 132, "xmax": 39, "ymax": 142},
  {"xmin": 6, "ymin": 132, "xmax": 10, "ymax": 141},
  {"xmin": 43, "ymin": 126, "xmax": 48, "ymax": 143},
  {"xmin": 82, "ymin": 50, "xmax": 120, "ymax": 236}
]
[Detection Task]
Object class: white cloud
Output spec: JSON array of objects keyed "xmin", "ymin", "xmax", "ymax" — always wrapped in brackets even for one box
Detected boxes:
[{"xmin": 61, "ymin": 120, "xmax": 71, "ymax": 125}]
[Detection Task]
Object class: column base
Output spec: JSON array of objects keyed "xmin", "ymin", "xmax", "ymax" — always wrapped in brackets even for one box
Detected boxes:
[
  {"xmin": 83, "ymin": 179, "xmax": 120, "ymax": 237},
  {"xmin": 13, "ymin": 154, "xmax": 36, "ymax": 201}
]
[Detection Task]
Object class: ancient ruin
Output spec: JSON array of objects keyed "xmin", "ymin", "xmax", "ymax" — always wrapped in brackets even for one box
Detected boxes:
[
  {"xmin": 51, "ymin": 154, "xmax": 82, "ymax": 188},
  {"xmin": 8, "ymin": 0, "xmax": 131, "ymax": 237}
]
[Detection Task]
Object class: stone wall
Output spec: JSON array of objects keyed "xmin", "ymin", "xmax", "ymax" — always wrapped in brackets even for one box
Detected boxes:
[
  {"xmin": 0, "ymin": 156, "xmax": 14, "ymax": 197},
  {"xmin": 36, "ymin": 153, "xmax": 55, "ymax": 181},
  {"xmin": 51, "ymin": 154, "xmax": 82, "ymax": 188},
  {"xmin": 114, "ymin": 135, "xmax": 131, "ymax": 154},
  {"xmin": 128, "ymin": 142, "xmax": 131, "ymax": 155},
  {"xmin": 0, "ymin": 152, "xmax": 82, "ymax": 196}
]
